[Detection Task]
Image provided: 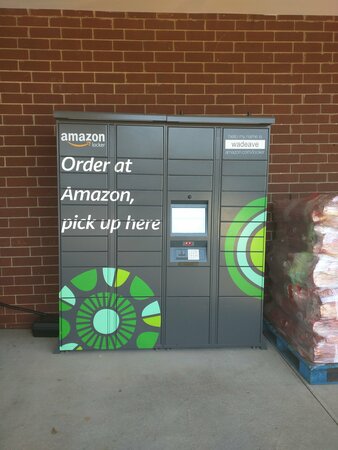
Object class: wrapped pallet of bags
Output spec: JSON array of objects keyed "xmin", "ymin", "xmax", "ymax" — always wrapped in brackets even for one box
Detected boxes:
[
  {"xmin": 266, "ymin": 194, "xmax": 338, "ymax": 364},
  {"xmin": 265, "ymin": 302, "xmax": 338, "ymax": 364}
]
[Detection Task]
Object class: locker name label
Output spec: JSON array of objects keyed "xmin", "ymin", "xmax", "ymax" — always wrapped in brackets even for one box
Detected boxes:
[{"xmin": 225, "ymin": 139, "xmax": 265, "ymax": 150}]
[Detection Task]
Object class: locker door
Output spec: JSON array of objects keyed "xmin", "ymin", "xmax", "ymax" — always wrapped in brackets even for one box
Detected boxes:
[
  {"xmin": 58, "ymin": 122, "xmax": 112, "ymax": 351},
  {"xmin": 115, "ymin": 124, "xmax": 164, "ymax": 350},
  {"xmin": 218, "ymin": 128, "xmax": 269, "ymax": 346},
  {"xmin": 166, "ymin": 126, "xmax": 215, "ymax": 347}
]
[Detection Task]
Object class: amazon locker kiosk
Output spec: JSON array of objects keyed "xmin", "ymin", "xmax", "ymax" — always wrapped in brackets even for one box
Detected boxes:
[{"xmin": 55, "ymin": 112, "xmax": 274, "ymax": 352}]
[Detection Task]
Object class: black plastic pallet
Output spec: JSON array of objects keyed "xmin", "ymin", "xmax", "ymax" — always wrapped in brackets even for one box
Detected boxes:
[{"xmin": 263, "ymin": 320, "xmax": 338, "ymax": 385}]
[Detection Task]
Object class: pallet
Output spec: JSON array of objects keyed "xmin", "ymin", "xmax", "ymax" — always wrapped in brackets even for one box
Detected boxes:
[{"xmin": 263, "ymin": 320, "xmax": 338, "ymax": 385}]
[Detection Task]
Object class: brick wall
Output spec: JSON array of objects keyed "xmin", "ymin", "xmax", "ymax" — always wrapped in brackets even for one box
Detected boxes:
[{"xmin": 0, "ymin": 8, "xmax": 337, "ymax": 328}]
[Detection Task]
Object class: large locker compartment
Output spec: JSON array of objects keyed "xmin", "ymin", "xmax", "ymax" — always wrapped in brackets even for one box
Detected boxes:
[{"xmin": 56, "ymin": 112, "xmax": 274, "ymax": 351}]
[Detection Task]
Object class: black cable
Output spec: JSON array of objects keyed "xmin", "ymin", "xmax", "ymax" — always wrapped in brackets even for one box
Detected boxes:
[{"xmin": 0, "ymin": 301, "xmax": 50, "ymax": 318}]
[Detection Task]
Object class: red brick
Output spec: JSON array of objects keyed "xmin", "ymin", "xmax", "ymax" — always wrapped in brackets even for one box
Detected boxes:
[
  {"xmin": 275, "ymin": 53, "xmax": 303, "ymax": 63},
  {"xmin": 217, "ymin": 94, "xmax": 244, "ymax": 104},
  {"xmin": 4, "ymin": 285, "xmax": 34, "ymax": 295},
  {"xmin": 52, "ymin": 83, "xmax": 82, "ymax": 94},
  {"xmin": 175, "ymin": 105, "xmax": 205, "ymax": 115},
  {"xmin": 186, "ymin": 52, "xmax": 213, "ymax": 62},
  {"xmin": 234, "ymin": 64, "xmax": 262, "ymax": 73},
  {"xmin": 186, "ymin": 93, "xmax": 212, "ymax": 105},
  {"xmin": 30, "ymin": 245, "xmax": 58, "ymax": 256},
  {"xmin": 125, "ymin": 30, "xmax": 155, "ymax": 40},
  {"xmin": 14, "ymin": 294, "xmax": 44, "ymax": 304},
  {"xmin": 94, "ymin": 94, "xmax": 125, "ymax": 104},
  {"xmin": 146, "ymin": 105, "xmax": 175, "ymax": 115},
  {"xmin": 156, "ymin": 73, "xmax": 185, "ymax": 83},
  {"xmin": 246, "ymin": 31, "xmax": 274, "ymax": 41},
  {"xmin": 61, "ymin": 28, "xmax": 92, "ymax": 38},
  {"xmin": 304, "ymin": 94, "xmax": 331, "ymax": 104},
  {"xmin": 81, "ymin": 17, "xmax": 112, "ymax": 28},
  {"xmin": 29, "ymin": 49, "xmax": 61, "ymax": 60},
  {"xmin": 82, "ymin": 62, "xmax": 112, "ymax": 72},
  {"xmin": 275, "ymin": 32, "xmax": 304, "ymax": 41},
  {"xmin": 145, "ymin": 19, "xmax": 174, "ymax": 29},
  {"xmin": 235, "ymin": 42, "xmax": 263, "ymax": 52},
  {"xmin": 42, "ymin": 256, "xmax": 58, "ymax": 265},
  {"xmin": 246, "ymin": 53, "xmax": 273, "ymax": 63},
  {"xmin": 93, "ymin": 29, "xmax": 124, "ymax": 39},
  {"xmin": 62, "ymin": 73, "xmax": 92, "ymax": 82},
  {"xmin": 0, "ymin": 27, "xmax": 28, "ymax": 37},
  {"xmin": 49, "ymin": 17, "xmax": 79, "ymax": 27},
  {"xmin": 324, "ymin": 22, "xmax": 338, "ymax": 32},
  {"xmin": 0, "ymin": 16, "xmax": 16, "ymax": 26},
  {"xmin": 17, "ymin": 15, "xmax": 48, "ymax": 25},
  {"xmin": 0, "ymin": 38, "xmax": 18, "ymax": 48},
  {"xmin": 317, "ymin": 182, "xmax": 338, "ymax": 192},
  {"xmin": 327, "ymin": 173, "xmax": 338, "ymax": 182},
  {"xmin": 82, "ymin": 40, "xmax": 113, "ymax": 50},
  {"xmin": 0, "ymin": 82, "xmax": 20, "ymax": 93},
  {"xmin": 271, "ymin": 154, "xmax": 299, "ymax": 163},
  {"xmin": 205, "ymin": 20, "xmax": 235, "ymax": 30},
  {"xmin": 270, "ymin": 174, "xmax": 299, "ymax": 183},
  {"xmin": 295, "ymin": 21, "xmax": 324, "ymax": 31},
  {"xmin": 266, "ymin": 21, "xmax": 294, "ymax": 30},
  {"xmin": 215, "ymin": 31, "xmax": 245, "ymax": 41},
  {"xmin": 61, "ymin": 50, "xmax": 91, "ymax": 61},
  {"xmin": 0, "ymin": 49, "xmax": 28, "ymax": 59},
  {"xmin": 299, "ymin": 173, "xmax": 326, "ymax": 182},
  {"xmin": 124, "ymin": 51, "xmax": 154, "ymax": 62},
  {"xmin": 264, "ymin": 85, "xmax": 291, "ymax": 94},
  {"xmin": 2, "ymin": 267, "xmax": 31, "ymax": 276},
  {"xmin": 0, "ymin": 72, "xmax": 30, "ymax": 82},
  {"xmin": 205, "ymin": 63, "xmax": 233, "ymax": 73},
  {"xmin": 273, "ymin": 134, "xmax": 301, "ymax": 144},
  {"xmin": 29, "ymin": 227, "xmax": 57, "ymax": 237},
  {"xmin": 144, "ymin": 84, "xmax": 175, "ymax": 94},
  {"xmin": 176, "ymin": 20, "xmax": 205, "ymax": 30},
  {"xmin": 292, "ymin": 144, "xmax": 319, "ymax": 154},
  {"xmin": 145, "ymin": 62, "xmax": 174, "ymax": 73},
  {"xmin": 204, "ymin": 42, "xmax": 233, "ymax": 52},
  {"xmin": 188, "ymin": 73, "xmax": 215, "ymax": 83},
  {"xmin": 0, "ymin": 60, "xmax": 18, "ymax": 70},
  {"xmin": 305, "ymin": 32, "xmax": 333, "ymax": 41},
  {"xmin": 19, "ymin": 60, "xmax": 50, "ymax": 71},
  {"xmin": 31, "ymin": 93, "xmax": 63, "ymax": 104},
  {"xmin": 275, "ymin": 94, "xmax": 302, "ymax": 104},
  {"xmin": 205, "ymin": 84, "xmax": 231, "ymax": 94},
  {"xmin": 29, "ymin": 28, "xmax": 60, "ymax": 40}
]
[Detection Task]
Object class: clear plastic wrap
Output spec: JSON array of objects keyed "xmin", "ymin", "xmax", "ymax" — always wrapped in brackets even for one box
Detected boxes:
[{"xmin": 266, "ymin": 194, "xmax": 338, "ymax": 364}]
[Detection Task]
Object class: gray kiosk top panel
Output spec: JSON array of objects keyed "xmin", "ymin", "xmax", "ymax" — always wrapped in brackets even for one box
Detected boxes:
[{"xmin": 54, "ymin": 111, "xmax": 275, "ymax": 126}]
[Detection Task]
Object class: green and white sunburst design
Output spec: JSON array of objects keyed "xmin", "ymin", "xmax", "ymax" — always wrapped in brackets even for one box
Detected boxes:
[
  {"xmin": 224, "ymin": 197, "xmax": 267, "ymax": 299},
  {"xmin": 59, "ymin": 267, "xmax": 161, "ymax": 351},
  {"xmin": 76, "ymin": 293, "xmax": 137, "ymax": 350}
]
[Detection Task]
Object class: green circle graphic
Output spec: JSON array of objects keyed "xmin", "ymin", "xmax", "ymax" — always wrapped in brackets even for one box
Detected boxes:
[
  {"xmin": 59, "ymin": 267, "xmax": 161, "ymax": 351},
  {"xmin": 224, "ymin": 197, "xmax": 267, "ymax": 299},
  {"xmin": 76, "ymin": 292, "xmax": 136, "ymax": 350}
]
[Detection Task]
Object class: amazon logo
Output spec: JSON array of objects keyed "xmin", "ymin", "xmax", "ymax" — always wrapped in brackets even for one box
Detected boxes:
[{"xmin": 60, "ymin": 132, "xmax": 106, "ymax": 148}]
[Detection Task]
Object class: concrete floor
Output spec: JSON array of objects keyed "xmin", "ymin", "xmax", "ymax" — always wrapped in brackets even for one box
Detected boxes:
[{"xmin": 1, "ymin": 331, "xmax": 338, "ymax": 450}]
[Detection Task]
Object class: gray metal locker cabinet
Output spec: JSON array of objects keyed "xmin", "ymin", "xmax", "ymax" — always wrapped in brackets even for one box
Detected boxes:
[{"xmin": 55, "ymin": 112, "xmax": 274, "ymax": 352}]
